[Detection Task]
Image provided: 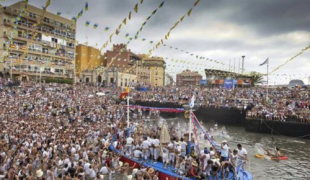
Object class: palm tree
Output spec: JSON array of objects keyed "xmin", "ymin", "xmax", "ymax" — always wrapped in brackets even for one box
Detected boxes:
[{"xmin": 248, "ymin": 71, "xmax": 264, "ymax": 86}]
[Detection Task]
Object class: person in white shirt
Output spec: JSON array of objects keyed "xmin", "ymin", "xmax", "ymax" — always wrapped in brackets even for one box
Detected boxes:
[
  {"xmin": 148, "ymin": 137, "xmax": 154, "ymax": 160},
  {"xmin": 220, "ymin": 140, "xmax": 230, "ymax": 163},
  {"xmin": 236, "ymin": 144, "xmax": 247, "ymax": 171},
  {"xmin": 180, "ymin": 138, "xmax": 187, "ymax": 157},
  {"xmin": 152, "ymin": 136, "xmax": 160, "ymax": 162},
  {"xmin": 168, "ymin": 138, "xmax": 177, "ymax": 168},
  {"xmin": 141, "ymin": 137, "xmax": 151, "ymax": 161},
  {"xmin": 125, "ymin": 135, "xmax": 134, "ymax": 157}
]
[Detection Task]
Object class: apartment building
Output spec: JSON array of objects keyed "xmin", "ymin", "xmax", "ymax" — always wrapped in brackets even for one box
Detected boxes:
[{"xmin": 0, "ymin": 2, "xmax": 76, "ymax": 81}]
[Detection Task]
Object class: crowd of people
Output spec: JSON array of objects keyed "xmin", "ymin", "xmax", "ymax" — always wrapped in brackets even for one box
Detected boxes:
[
  {"xmin": 0, "ymin": 78, "xmax": 252, "ymax": 180},
  {"xmin": 132, "ymin": 86, "xmax": 310, "ymax": 123}
]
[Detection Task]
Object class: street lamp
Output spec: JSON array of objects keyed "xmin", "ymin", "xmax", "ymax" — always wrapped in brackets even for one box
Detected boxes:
[{"xmin": 242, "ymin": 55, "xmax": 245, "ymax": 74}]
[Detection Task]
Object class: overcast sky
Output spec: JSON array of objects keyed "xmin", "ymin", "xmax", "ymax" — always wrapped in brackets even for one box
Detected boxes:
[{"xmin": 2, "ymin": 0, "xmax": 310, "ymax": 84}]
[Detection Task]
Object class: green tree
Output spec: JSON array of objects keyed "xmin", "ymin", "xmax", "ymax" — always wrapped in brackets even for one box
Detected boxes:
[{"xmin": 249, "ymin": 71, "xmax": 264, "ymax": 86}]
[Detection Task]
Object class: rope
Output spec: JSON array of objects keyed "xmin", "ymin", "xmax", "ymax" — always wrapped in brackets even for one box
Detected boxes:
[
  {"xmin": 191, "ymin": 112, "xmax": 220, "ymax": 152},
  {"xmin": 261, "ymin": 119, "xmax": 310, "ymax": 139}
]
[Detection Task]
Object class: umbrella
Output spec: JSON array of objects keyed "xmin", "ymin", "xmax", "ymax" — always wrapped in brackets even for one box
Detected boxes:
[{"xmin": 96, "ymin": 92, "xmax": 105, "ymax": 96}]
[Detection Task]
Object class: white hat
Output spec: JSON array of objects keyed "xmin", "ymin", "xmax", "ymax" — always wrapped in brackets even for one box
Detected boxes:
[{"xmin": 36, "ymin": 169, "xmax": 43, "ymax": 177}]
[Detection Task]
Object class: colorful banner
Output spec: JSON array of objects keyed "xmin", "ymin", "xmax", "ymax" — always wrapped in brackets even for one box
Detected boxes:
[
  {"xmin": 128, "ymin": 105, "xmax": 185, "ymax": 112},
  {"xmin": 224, "ymin": 79, "xmax": 233, "ymax": 89}
]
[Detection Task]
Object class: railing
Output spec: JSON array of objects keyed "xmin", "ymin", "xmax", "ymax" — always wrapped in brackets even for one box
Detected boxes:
[
  {"xmin": 3, "ymin": 6, "xmax": 76, "ymax": 32},
  {"xmin": 3, "ymin": 19, "xmax": 75, "ymax": 49}
]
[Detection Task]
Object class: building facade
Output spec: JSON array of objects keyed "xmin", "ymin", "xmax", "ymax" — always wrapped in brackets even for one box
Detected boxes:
[
  {"xmin": 142, "ymin": 56, "xmax": 166, "ymax": 86},
  {"xmin": 176, "ymin": 70, "xmax": 202, "ymax": 86},
  {"xmin": 104, "ymin": 44, "xmax": 150, "ymax": 85},
  {"xmin": 104, "ymin": 44, "xmax": 141, "ymax": 70},
  {"xmin": 204, "ymin": 69, "xmax": 252, "ymax": 87},
  {"xmin": 75, "ymin": 44, "xmax": 104, "ymax": 76},
  {"xmin": 0, "ymin": 2, "xmax": 76, "ymax": 81},
  {"xmin": 80, "ymin": 67, "xmax": 137, "ymax": 88}
]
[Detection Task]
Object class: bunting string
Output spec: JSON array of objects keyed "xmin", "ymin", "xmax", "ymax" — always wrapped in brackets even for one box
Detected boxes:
[
  {"xmin": 148, "ymin": 0, "xmax": 201, "ymax": 56},
  {"xmin": 269, "ymin": 44, "xmax": 310, "ymax": 74}
]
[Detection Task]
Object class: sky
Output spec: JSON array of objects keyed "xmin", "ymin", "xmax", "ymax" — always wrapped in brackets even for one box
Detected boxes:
[{"xmin": 2, "ymin": 0, "xmax": 310, "ymax": 85}]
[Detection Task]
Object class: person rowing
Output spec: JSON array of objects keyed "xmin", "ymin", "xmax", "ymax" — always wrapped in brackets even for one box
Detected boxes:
[{"xmin": 263, "ymin": 147, "xmax": 281, "ymax": 160}]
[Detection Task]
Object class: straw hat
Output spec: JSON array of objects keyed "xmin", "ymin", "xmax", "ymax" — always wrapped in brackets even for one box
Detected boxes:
[
  {"xmin": 192, "ymin": 161, "xmax": 199, "ymax": 167},
  {"xmin": 36, "ymin": 169, "xmax": 43, "ymax": 177},
  {"xmin": 147, "ymin": 168, "xmax": 155, "ymax": 174}
]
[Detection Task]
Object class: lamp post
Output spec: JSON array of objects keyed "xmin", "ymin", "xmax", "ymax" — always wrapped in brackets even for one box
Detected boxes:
[{"xmin": 242, "ymin": 55, "xmax": 245, "ymax": 74}]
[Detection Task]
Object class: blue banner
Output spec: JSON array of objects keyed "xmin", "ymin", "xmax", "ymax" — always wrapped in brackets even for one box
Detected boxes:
[
  {"xmin": 224, "ymin": 79, "xmax": 233, "ymax": 89},
  {"xmin": 200, "ymin": 80, "xmax": 207, "ymax": 85}
]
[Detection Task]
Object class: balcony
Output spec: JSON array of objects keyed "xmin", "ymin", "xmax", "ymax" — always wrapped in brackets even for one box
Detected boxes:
[
  {"xmin": 10, "ymin": 69, "xmax": 72, "ymax": 78},
  {"xmin": 3, "ymin": 19, "xmax": 76, "ymax": 44},
  {"xmin": 3, "ymin": 6, "xmax": 75, "ymax": 31}
]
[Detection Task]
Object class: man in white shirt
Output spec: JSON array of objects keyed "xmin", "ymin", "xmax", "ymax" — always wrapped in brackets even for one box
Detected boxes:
[
  {"xmin": 133, "ymin": 147, "xmax": 143, "ymax": 160},
  {"xmin": 152, "ymin": 135, "xmax": 160, "ymax": 162},
  {"xmin": 180, "ymin": 138, "xmax": 187, "ymax": 157},
  {"xmin": 236, "ymin": 144, "xmax": 247, "ymax": 171},
  {"xmin": 141, "ymin": 137, "xmax": 151, "ymax": 161},
  {"xmin": 125, "ymin": 135, "xmax": 134, "ymax": 157},
  {"xmin": 220, "ymin": 140, "xmax": 230, "ymax": 163}
]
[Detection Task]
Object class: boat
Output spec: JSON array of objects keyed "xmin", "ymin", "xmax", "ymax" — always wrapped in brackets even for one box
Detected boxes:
[
  {"xmin": 254, "ymin": 153, "xmax": 289, "ymax": 161},
  {"xmin": 112, "ymin": 100, "xmax": 252, "ymax": 179},
  {"xmin": 110, "ymin": 143, "xmax": 253, "ymax": 180}
]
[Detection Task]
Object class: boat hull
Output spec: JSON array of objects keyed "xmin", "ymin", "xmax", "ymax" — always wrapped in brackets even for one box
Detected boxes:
[{"xmin": 110, "ymin": 145, "xmax": 252, "ymax": 180}]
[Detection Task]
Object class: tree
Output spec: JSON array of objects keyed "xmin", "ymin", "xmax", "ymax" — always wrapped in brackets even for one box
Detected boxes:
[{"xmin": 249, "ymin": 71, "xmax": 264, "ymax": 86}]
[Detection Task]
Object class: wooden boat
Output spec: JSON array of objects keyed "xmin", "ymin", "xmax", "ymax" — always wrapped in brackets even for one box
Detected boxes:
[{"xmin": 110, "ymin": 143, "xmax": 253, "ymax": 180}]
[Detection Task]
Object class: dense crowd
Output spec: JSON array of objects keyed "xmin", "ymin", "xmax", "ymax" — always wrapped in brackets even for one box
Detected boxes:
[
  {"xmin": 133, "ymin": 86, "xmax": 310, "ymax": 123},
  {"xmin": 0, "ymin": 79, "xmax": 250, "ymax": 180}
]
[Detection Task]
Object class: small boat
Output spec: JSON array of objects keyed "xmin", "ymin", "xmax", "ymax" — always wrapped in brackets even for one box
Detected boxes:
[{"xmin": 255, "ymin": 153, "xmax": 289, "ymax": 161}]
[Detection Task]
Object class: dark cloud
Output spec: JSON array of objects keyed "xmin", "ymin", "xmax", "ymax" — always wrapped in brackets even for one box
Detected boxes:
[{"xmin": 1, "ymin": 0, "xmax": 309, "ymax": 83}]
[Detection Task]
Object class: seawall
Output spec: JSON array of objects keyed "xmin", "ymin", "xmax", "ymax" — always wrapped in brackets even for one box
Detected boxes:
[{"xmin": 244, "ymin": 118, "xmax": 310, "ymax": 138}]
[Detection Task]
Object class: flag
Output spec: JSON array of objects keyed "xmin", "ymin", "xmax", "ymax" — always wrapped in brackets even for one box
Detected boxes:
[
  {"xmin": 78, "ymin": 10, "xmax": 83, "ymax": 18},
  {"xmin": 187, "ymin": 8, "xmax": 193, "ymax": 16},
  {"xmin": 260, "ymin": 58, "xmax": 269, "ymax": 66},
  {"xmin": 150, "ymin": 41, "xmax": 153, "ymax": 44},
  {"xmin": 104, "ymin": 27, "xmax": 109, "ymax": 31},
  {"xmin": 85, "ymin": 1, "xmax": 89, "ymax": 11},
  {"xmin": 134, "ymin": 3, "xmax": 138, "ymax": 13},
  {"xmin": 45, "ymin": 0, "xmax": 51, "ymax": 7},
  {"xmin": 93, "ymin": 23, "xmax": 98, "ymax": 29},
  {"xmin": 142, "ymin": 38, "xmax": 146, "ymax": 41},
  {"xmin": 194, "ymin": 0, "xmax": 201, "ymax": 6},
  {"xmin": 125, "ymin": 33, "xmax": 130, "ymax": 37},
  {"xmin": 122, "ymin": 18, "xmax": 127, "ymax": 25},
  {"xmin": 180, "ymin": 15, "xmax": 185, "ymax": 22},
  {"xmin": 189, "ymin": 94, "xmax": 195, "ymax": 108},
  {"xmin": 85, "ymin": 21, "xmax": 90, "ymax": 27},
  {"xmin": 128, "ymin": 11, "xmax": 132, "ymax": 20},
  {"xmin": 152, "ymin": 9, "xmax": 157, "ymax": 15},
  {"xmin": 159, "ymin": 1, "xmax": 165, "ymax": 8},
  {"xmin": 57, "ymin": 12, "xmax": 61, "ymax": 16},
  {"xmin": 140, "ymin": 0, "xmax": 144, "ymax": 3}
]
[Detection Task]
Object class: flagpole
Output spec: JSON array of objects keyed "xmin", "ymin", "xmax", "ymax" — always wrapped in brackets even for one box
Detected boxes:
[
  {"xmin": 267, "ymin": 60, "xmax": 269, "ymax": 100},
  {"xmin": 188, "ymin": 107, "xmax": 192, "ymax": 155}
]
